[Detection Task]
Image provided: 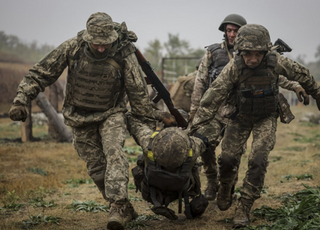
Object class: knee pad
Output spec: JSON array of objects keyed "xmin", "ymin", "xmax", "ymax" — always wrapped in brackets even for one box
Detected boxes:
[{"xmin": 89, "ymin": 165, "xmax": 106, "ymax": 192}]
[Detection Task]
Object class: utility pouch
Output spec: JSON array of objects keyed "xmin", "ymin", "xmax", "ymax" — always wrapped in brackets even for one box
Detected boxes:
[{"xmin": 278, "ymin": 93, "xmax": 295, "ymax": 124}]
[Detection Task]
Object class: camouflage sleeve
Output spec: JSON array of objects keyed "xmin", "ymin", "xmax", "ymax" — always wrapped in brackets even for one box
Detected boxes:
[
  {"xmin": 190, "ymin": 60, "xmax": 238, "ymax": 133},
  {"xmin": 189, "ymin": 136, "xmax": 206, "ymax": 160},
  {"xmin": 153, "ymin": 109, "xmax": 165, "ymax": 121},
  {"xmin": 123, "ymin": 52, "xmax": 156, "ymax": 130},
  {"xmin": 126, "ymin": 112, "xmax": 153, "ymax": 154},
  {"xmin": 190, "ymin": 51, "xmax": 212, "ymax": 114},
  {"xmin": 278, "ymin": 75, "xmax": 301, "ymax": 91},
  {"xmin": 13, "ymin": 38, "xmax": 74, "ymax": 105},
  {"xmin": 275, "ymin": 53, "xmax": 320, "ymax": 99}
]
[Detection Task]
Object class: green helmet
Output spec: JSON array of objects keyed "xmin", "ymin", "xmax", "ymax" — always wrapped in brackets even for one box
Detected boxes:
[
  {"xmin": 151, "ymin": 127, "xmax": 191, "ymax": 172},
  {"xmin": 218, "ymin": 14, "xmax": 247, "ymax": 32},
  {"xmin": 234, "ymin": 24, "xmax": 272, "ymax": 52}
]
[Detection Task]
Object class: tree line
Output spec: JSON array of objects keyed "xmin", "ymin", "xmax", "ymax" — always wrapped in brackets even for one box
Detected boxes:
[
  {"xmin": 0, "ymin": 31, "xmax": 319, "ymax": 82},
  {"xmin": 0, "ymin": 31, "xmax": 55, "ymax": 63}
]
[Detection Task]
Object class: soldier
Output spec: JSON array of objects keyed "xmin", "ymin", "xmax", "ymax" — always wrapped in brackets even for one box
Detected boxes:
[
  {"xmin": 189, "ymin": 14, "xmax": 247, "ymax": 201},
  {"xmin": 170, "ymin": 60, "xmax": 201, "ymax": 113},
  {"xmin": 127, "ymin": 114, "xmax": 208, "ymax": 220},
  {"xmin": 8, "ymin": 12, "xmax": 156, "ymax": 230},
  {"xmin": 189, "ymin": 14, "xmax": 309, "ymax": 201},
  {"xmin": 190, "ymin": 24, "xmax": 320, "ymax": 228}
]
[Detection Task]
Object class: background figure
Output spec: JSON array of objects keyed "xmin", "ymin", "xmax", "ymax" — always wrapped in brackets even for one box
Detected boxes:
[
  {"xmin": 8, "ymin": 12, "xmax": 156, "ymax": 230},
  {"xmin": 190, "ymin": 24, "xmax": 320, "ymax": 228},
  {"xmin": 170, "ymin": 60, "xmax": 201, "ymax": 113},
  {"xmin": 189, "ymin": 14, "xmax": 247, "ymax": 201}
]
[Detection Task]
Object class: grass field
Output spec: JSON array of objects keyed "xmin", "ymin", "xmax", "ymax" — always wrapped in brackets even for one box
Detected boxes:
[{"xmin": 0, "ymin": 105, "xmax": 319, "ymax": 230}]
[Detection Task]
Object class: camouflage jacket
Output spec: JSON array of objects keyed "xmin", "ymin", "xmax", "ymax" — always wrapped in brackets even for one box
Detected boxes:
[
  {"xmin": 190, "ymin": 42, "xmax": 229, "ymax": 120},
  {"xmin": 190, "ymin": 43, "xmax": 301, "ymax": 122},
  {"xmin": 191, "ymin": 52, "xmax": 320, "ymax": 130},
  {"xmin": 13, "ymin": 25, "xmax": 156, "ymax": 128}
]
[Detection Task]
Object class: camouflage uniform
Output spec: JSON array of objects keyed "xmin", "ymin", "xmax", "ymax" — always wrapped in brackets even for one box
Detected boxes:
[
  {"xmin": 189, "ymin": 14, "xmax": 247, "ymax": 200},
  {"xmin": 190, "ymin": 43, "xmax": 233, "ymax": 197},
  {"xmin": 9, "ymin": 13, "xmax": 156, "ymax": 205},
  {"xmin": 191, "ymin": 23, "xmax": 320, "ymax": 227},
  {"xmin": 170, "ymin": 70, "xmax": 197, "ymax": 113},
  {"xmin": 190, "ymin": 22, "xmax": 307, "ymax": 201}
]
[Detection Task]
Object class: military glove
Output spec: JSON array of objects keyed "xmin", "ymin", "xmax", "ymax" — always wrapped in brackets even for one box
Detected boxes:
[
  {"xmin": 161, "ymin": 112, "xmax": 177, "ymax": 127},
  {"xmin": 295, "ymin": 86, "xmax": 309, "ymax": 105},
  {"xmin": 8, "ymin": 103, "xmax": 28, "ymax": 122}
]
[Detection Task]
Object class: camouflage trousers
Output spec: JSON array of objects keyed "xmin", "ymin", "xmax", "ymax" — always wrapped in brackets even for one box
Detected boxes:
[
  {"xmin": 195, "ymin": 117, "xmax": 223, "ymax": 188},
  {"xmin": 72, "ymin": 112, "xmax": 129, "ymax": 203},
  {"xmin": 219, "ymin": 114, "xmax": 277, "ymax": 201}
]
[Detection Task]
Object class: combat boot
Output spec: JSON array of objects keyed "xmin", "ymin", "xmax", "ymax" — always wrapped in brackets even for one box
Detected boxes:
[
  {"xmin": 217, "ymin": 183, "xmax": 233, "ymax": 211},
  {"xmin": 204, "ymin": 179, "xmax": 218, "ymax": 200},
  {"xmin": 233, "ymin": 198, "xmax": 252, "ymax": 228},
  {"xmin": 107, "ymin": 202, "xmax": 138, "ymax": 230}
]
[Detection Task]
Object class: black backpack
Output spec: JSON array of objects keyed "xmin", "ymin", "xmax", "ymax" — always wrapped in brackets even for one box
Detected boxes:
[{"xmin": 132, "ymin": 153, "xmax": 207, "ymax": 219}]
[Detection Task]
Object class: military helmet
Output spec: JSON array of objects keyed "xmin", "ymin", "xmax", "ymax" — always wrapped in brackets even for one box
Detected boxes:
[
  {"xmin": 234, "ymin": 24, "xmax": 272, "ymax": 52},
  {"xmin": 219, "ymin": 14, "xmax": 247, "ymax": 32},
  {"xmin": 151, "ymin": 127, "xmax": 191, "ymax": 171},
  {"xmin": 82, "ymin": 12, "xmax": 118, "ymax": 45}
]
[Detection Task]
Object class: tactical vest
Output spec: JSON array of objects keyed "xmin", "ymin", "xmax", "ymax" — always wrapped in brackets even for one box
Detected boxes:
[
  {"xmin": 206, "ymin": 43, "xmax": 233, "ymax": 86},
  {"xmin": 235, "ymin": 52, "xmax": 279, "ymax": 116},
  {"xmin": 65, "ymin": 30, "xmax": 136, "ymax": 111}
]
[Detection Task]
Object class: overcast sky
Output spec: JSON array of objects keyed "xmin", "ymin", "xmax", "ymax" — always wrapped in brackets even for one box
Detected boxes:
[{"xmin": 1, "ymin": 0, "xmax": 320, "ymax": 63}]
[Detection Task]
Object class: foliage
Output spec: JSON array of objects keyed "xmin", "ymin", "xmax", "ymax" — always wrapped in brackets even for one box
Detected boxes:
[
  {"xmin": 21, "ymin": 213, "xmax": 61, "ymax": 228},
  {"xmin": 126, "ymin": 215, "xmax": 161, "ymax": 229},
  {"xmin": 27, "ymin": 167, "xmax": 48, "ymax": 176},
  {"xmin": 144, "ymin": 33, "xmax": 205, "ymax": 83},
  {"xmin": 67, "ymin": 200, "xmax": 109, "ymax": 212},
  {"xmin": 29, "ymin": 199, "xmax": 57, "ymax": 208},
  {"xmin": 293, "ymin": 133, "xmax": 320, "ymax": 144},
  {"xmin": 280, "ymin": 174, "xmax": 313, "ymax": 182},
  {"xmin": 123, "ymin": 146, "xmax": 143, "ymax": 155},
  {"xmin": 242, "ymin": 184, "xmax": 320, "ymax": 230},
  {"xmin": 128, "ymin": 183, "xmax": 136, "ymax": 190},
  {"xmin": 62, "ymin": 178, "xmax": 93, "ymax": 188},
  {"xmin": 3, "ymin": 202, "xmax": 24, "ymax": 211},
  {"xmin": 0, "ymin": 31, "xmax": 55, "ymax": 63}
]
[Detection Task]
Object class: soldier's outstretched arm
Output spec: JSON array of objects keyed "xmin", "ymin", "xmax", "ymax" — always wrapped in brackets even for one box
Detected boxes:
[
  {"xmin": 278, "ymin": 75, "xmax": 309, "ymax": 105},
  {"xmin": 276, "ymin": 54, "xmax": 320, "ymax": 109}
]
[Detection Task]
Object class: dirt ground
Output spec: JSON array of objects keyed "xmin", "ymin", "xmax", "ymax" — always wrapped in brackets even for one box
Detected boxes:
[{"xmin": 0, "ymin": 105, "xmax": 319, "ymax": 230}]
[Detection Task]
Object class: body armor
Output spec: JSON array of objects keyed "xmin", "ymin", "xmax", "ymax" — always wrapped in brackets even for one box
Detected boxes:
[
  {"xmin": 235, "ymin": 52, "xmax": 279, "ymax": 116},
  {"xmin": 67, "ymin": 48, "xmax": 124, "ymax": 111},
  {"xmin": 206, "ymin": 43, "xmax": 233, "ymax": 87}
]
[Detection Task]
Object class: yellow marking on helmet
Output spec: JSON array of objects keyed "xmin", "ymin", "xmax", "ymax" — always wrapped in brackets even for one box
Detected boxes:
[
  {"xmin": 148, "ymin": 150, "xmax": 155, "ymax": 161},
  {"xmin": 150, "ymin": 131, "xmax": 159, "ymax": 139},
  {"xmin": 189, "ymin": 149, "xmax": 193, "ymax": 157}
]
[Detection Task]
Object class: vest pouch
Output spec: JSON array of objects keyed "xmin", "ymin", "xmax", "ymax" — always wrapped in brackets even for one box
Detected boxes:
[
  {"xmin": 252, "ymin": 96, "xmax": 278, "ymax": 116},
  {"xmin": 278, "ymin": 93, "xmax": 295, "ymax": 124},
  {"xmin": 237, "ymin": 88, "xmax": 278, "ymax": 116}
]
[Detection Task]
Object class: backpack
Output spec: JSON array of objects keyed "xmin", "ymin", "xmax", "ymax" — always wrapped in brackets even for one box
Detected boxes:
[
  {"xmin": 131, "ymin": 132, "xmax": 207, "ymax": 219},
  {"xmin": 170, "ymin": 72, "xmax": 196, "ymax": 113}
]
